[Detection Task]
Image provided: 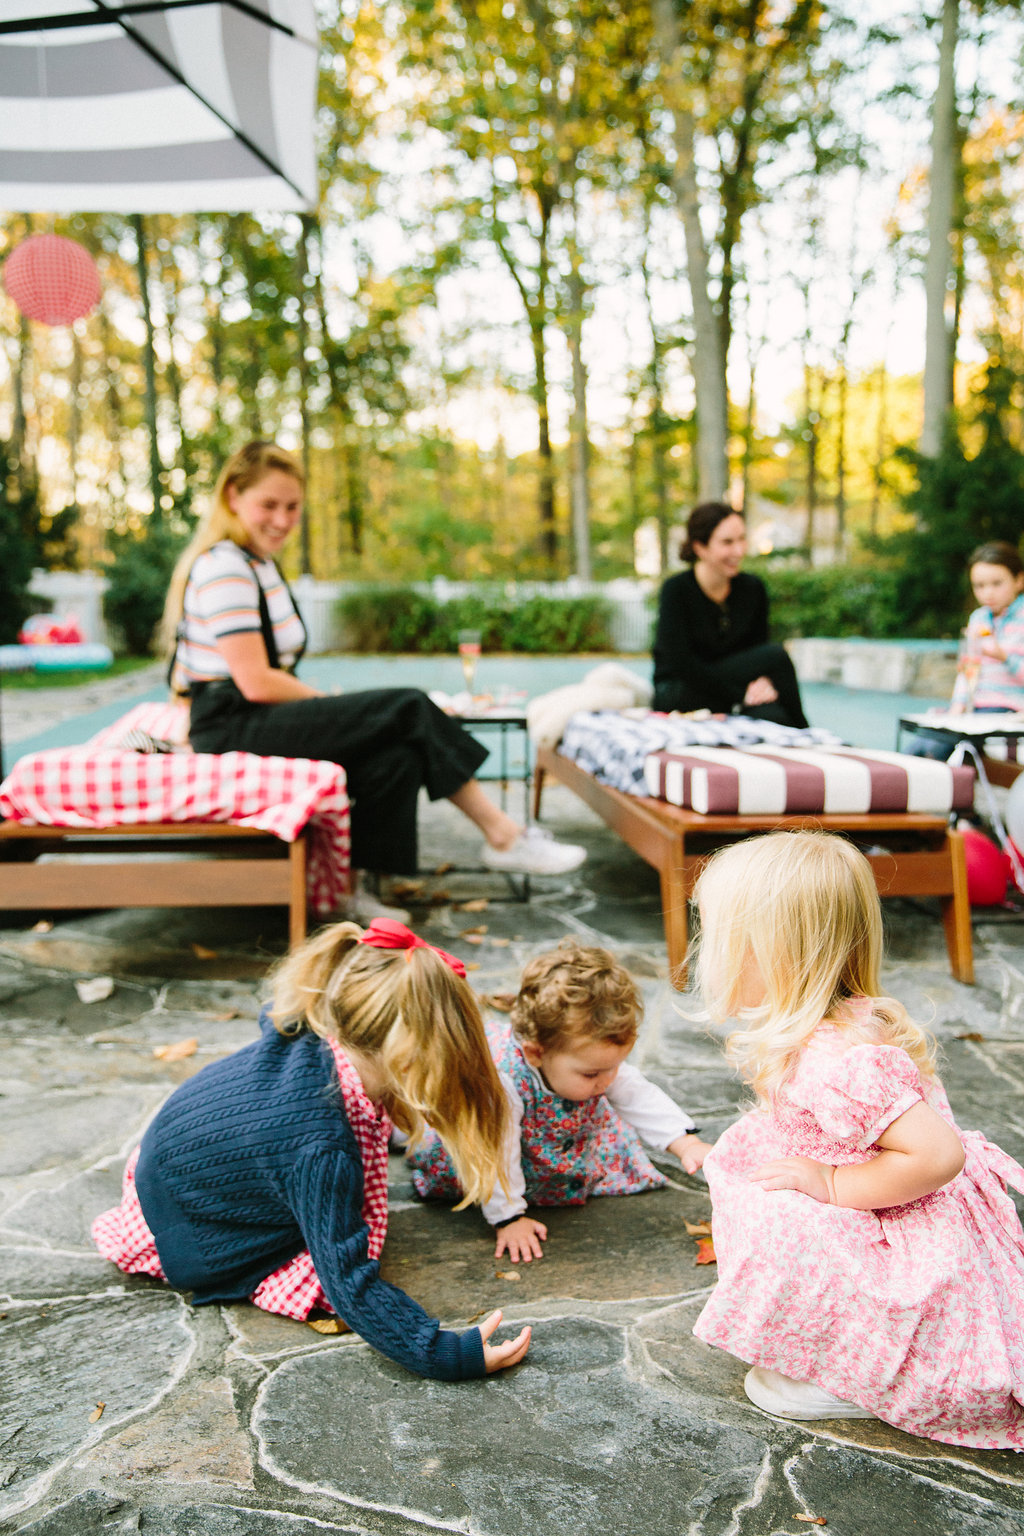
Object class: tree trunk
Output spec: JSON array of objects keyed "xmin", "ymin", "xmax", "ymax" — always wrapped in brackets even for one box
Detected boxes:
[
  {"xmin": 566, "ymin": 237, "xmax": 592, "ymax": 581},
  {"xmin": 69, "ymin": 325, "xmax": 83, "ymax": 510},
  {"xmin": 652, "ymin": 0, "xmax": 729, "ymax": 501},
  {"xmin": 131, "ymin": 212, "xmax": 163, "ymax": 518},
  {"xmin": 295, "ymin": 214, "xmax": 316, "ymax": 575},
  {"xmin": 641, "ymin": 241, "xmax": 672, "ymax": 571},
  {"xmin": 834, "ymin": 362, "xmax": 848, "ymax": 558},
  {"xmin": 921, "ymin": 0, "xmax": 959, "ymax": 457}
]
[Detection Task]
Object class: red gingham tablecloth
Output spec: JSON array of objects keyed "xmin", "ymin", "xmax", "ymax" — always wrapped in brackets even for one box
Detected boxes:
[{"xmin": 0, "ymin": 703, "xmax": 350, "ymax": 914}]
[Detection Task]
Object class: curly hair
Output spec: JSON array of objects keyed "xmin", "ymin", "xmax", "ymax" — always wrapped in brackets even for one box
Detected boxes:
[{"xmin": 510, "ymin": 938, "xmax": 641, "ymax": 1052}]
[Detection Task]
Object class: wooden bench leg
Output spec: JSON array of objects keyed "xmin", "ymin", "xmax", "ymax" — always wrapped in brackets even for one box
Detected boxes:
[
  {"xmin": 940, "ymin": 827, "xmax": 974, "ymax": 985},
  {"xmin": 532, "ymin": 763, "xmax": 546, "ymax": 821},
  {"xmin": 660, "ymin": 833, "xmax": 690, "ymax": 990},
  {"xmin": 289, "ymin": 833, "xmax": 308, "ymax": 948}
]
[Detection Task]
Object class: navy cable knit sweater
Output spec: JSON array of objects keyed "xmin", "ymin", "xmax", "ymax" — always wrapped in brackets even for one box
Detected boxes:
[{"xmin": 134, "ymin": 1010, "xmax": 485, "ymax": 1381}]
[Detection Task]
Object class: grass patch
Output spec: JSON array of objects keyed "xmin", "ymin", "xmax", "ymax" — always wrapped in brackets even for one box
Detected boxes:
[{"xmin": 0, "ymin": 657, "xmax": 158, "ymax": 691}]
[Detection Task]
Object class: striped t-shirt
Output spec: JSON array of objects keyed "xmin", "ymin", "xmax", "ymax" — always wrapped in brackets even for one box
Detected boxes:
[
  {"xmin": 171, "ymin": 540, "xmax": 306, "ymax": 692},
  {"xmin": 952, "ymin": 595, "xmax": 1024, "ymax": 711}
]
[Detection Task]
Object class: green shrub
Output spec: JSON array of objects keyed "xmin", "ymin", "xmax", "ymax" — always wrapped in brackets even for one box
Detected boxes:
[
  {"xmin": 748, "ymin": 561, "xmax": 903, "ymax": 640},
  {"xmin": 336, "ymin": 587, "xmax": 613, "ymax": 653},
  {"xmin": 103, "ymin": 518, "xmax": 186, "ymax": 656}
]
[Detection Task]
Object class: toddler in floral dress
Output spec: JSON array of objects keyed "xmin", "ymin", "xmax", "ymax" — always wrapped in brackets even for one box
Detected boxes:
[
  {"xmin": 692, "ymin": 830, "xmax": 1024, "ymax": 1448},
  {"xmin": 409, "ymin": 938, "xmax": 711, "ymax": 1261}
]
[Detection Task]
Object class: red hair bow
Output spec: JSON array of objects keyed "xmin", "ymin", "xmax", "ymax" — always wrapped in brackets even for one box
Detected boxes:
[{"xmin": 358, "ymin": 917, "xmax": 467, "ymax": 979}]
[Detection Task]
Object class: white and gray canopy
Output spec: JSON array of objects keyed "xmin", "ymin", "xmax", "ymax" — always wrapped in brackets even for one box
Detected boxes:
[{"xmin": 0, "ymin": 0, "xmax": 318, "ymax": 212}]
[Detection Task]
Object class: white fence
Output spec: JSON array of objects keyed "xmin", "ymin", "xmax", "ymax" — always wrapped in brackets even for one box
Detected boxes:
[{"xmin": 27, "ymin": 571, "xmax": 657, "ymax": 655}]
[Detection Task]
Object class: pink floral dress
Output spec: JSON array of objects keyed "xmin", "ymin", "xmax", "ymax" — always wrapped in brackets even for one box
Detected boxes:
[{"xmin": 695, "ymin": 1024, "xmax": 1024, "ymax": 1449}]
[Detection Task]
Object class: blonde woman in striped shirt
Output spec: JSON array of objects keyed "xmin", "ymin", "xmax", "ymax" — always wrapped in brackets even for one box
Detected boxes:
[{"xmin": 161, "ymin": 442, "xmax": 585, "ymax": 920}]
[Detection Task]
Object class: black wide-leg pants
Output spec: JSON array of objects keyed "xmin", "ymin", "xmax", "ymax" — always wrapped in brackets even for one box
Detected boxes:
[
  {"xmin": 189, "ymin": 684, "xmax": 489, "ymax": 873},
  {"xmin": 652, "ymin": 642, "xmax": 809, "ymax": 729}
]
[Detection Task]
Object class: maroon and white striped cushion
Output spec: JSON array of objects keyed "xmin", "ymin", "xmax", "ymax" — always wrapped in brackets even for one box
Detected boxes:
[{"xmin": 643, "ymin": 745, "xmax": 974, "ymax": 816}]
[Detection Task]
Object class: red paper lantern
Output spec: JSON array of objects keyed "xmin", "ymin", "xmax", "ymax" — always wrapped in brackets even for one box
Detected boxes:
[{"xmin": 3, "ymin": 234, "xmax": 101, "ymax": 326}]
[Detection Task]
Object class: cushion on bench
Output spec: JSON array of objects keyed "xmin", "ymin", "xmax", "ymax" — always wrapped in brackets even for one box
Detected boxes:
[
  {"xmin": 0, "ymin": 703, "xmax": 351, "ymax": 914},
  {"xmin": 643, "ymin": 745, "xmax": 974, "ymax": 816}
]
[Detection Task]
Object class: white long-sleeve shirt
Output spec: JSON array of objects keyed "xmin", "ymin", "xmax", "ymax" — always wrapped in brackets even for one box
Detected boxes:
[{"xmin": 483, "ymin": 1059, "xmax": 697, "ymax": 1227}]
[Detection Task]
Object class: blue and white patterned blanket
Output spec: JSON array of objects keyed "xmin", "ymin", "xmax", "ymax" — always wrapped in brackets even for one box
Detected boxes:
[{"xmin": 558, "ymin": 711, "xmax": 841, "ymax": 797}]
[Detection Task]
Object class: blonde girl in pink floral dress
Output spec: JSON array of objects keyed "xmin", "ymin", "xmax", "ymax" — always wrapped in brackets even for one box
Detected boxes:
[{"xmin": 692, "ymin": 830, "xmax": 1024, "ymax": 1449}]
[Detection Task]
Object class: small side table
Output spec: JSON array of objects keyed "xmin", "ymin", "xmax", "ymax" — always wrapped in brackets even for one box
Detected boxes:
[
  {"xmin": 898, "ymin": 711, "xmax": 1024, "ymax": 787},
  {"xmin": 456, "ymin": 708, "xmax": 533, "ymax": 900}
]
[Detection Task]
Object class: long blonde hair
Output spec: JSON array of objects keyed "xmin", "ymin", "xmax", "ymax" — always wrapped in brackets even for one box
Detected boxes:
[
  {"xmin": 268, "ymin": 923, "xmax": 509, "ymax": 1208},
  {"xmin": 160, "ymin": 440, "xmax": 304, "ymax": 658},
  {"xmin": 693, "ymin": 831, "xmax": 935, "ymax": 1103}
]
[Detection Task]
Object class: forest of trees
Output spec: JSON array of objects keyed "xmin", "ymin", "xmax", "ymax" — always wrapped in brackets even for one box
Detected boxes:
[{"xmin": 3, "ymin": 0, "xmax": 1024, "ymax": 628}]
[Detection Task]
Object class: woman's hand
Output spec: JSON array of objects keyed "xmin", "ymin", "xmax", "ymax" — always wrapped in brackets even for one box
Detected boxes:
[
  {"xmin": 743, "ymin": 675, "xmax": 779, "ymax": 707},
  {"xmin": 748, "ymin": 1155, "xmax": 835, "ymax": 1204},
  {"xmin": 667, "ymin": 1132, "xmax": 714, "ymax": 1173},
  {"xmin": 478, "ymin": 1309, "xmax": 531, "ymax": 1373},
  {"xmin": 494, "ymin": 1215, "xmax": 548, "ymax": 1263}
]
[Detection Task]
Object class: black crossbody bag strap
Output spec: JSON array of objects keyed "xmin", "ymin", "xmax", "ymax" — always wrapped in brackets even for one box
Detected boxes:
[{"xmin": 167, "ymin": 546, "xmax": 307, "ymax": 694}]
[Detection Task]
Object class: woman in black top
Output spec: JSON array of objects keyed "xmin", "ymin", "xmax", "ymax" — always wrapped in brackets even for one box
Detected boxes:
[{"xmin": 652, "ymin": 503, "xmax": 808, "ymax": 728}]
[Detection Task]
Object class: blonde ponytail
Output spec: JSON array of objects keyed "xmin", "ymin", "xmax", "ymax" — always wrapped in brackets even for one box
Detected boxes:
[{"xmin": 266, "ymin": 923, "xmax": 509, "ymax": 1208}]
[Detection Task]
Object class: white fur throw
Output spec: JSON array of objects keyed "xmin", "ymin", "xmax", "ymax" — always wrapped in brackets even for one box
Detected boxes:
[{"xmin": 526, "ymin": 663, "xmax": 653, "ymax": 749}]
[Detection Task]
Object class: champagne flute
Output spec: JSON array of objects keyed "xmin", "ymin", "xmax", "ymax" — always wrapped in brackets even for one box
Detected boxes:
[
  {"xmin": 457, "ymin": 629, "xmax": 482, "ymax": 696},
  {"xmin": 958, "ymin": 627, "xmax": 982, "ymax": 710}
]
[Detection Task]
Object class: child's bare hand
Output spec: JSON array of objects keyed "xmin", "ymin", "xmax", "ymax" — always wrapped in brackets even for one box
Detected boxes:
[
  {"xmin": 494, "ymin": 1215, "xmax": 548, "ymax": 1263},
  {"xmin": 747, "ymin": 1155, "xmax": 835, "ymax": 1204},
  {"xmin": 668, "ymin": 1132, "xmax": 714, "ymax": 1174},
  {"xmin": 478, "ymin": 1309, "xmax": 531, "ymax": 1373}
]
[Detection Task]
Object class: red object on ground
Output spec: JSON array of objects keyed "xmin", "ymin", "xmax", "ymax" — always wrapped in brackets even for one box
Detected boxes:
[
  {"xmin": 3, "ymin": 234, "xmax": 101, "ymax": 326},
  {"xmin": 961, "ymin": 826, "xmax": 1011, "ymax": 906},
  {"xmin": 19, "ymin": 614, "xmax": 84, "ymax": 645}
]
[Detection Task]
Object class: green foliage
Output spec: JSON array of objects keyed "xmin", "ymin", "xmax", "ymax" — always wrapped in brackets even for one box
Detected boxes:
[
  {"xmin": 0, "ymin": 451, "xmax": 43, "ymax": 644},
  {"xmin": 337, "ymin": 588, "xmax": 612, "ymax": 653},
  {"xmin": 103, "ymin": 517, "xmax": 187, "ymax": 656},
  {"xmin": 870, "ymin": 362, "xmax": 1024, "ymax": 635},
  {"xmin": 748, "ymin": 560, "xmax": 903, "ymax": 640}
]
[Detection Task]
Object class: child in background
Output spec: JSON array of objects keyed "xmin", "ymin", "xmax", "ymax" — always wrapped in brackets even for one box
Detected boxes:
[
  {"xmin": 93, "ymin": 918, "xmax": 530, "ymax": 1382},
  {"xmin": 692, "ymin": 831, "xmax": 1024, "ymax": 1448},
  {"xmin": 409, "ymin": 938, "xmax": 711, "ymax": 1261},
  {"xmin": 951, "ymin": 541, "xmax": 1024, "ymax": 714}
]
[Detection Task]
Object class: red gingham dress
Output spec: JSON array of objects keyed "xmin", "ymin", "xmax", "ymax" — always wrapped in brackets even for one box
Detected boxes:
[{"xmin": 91, "ymin": 1037, "xmax": 392, "ymax": 1321}]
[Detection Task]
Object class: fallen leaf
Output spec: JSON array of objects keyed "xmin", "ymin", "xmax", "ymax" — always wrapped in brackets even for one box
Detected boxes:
[
  {"xmin": 684, "ymin": 1220, "xmax": 713, "ymax": 1237},
  {"xmin": 456, "ymin": 898, "xmax": 489, "ymax": 912},
  {"xmin": 461, "ymin": 924, "xmax": 488, "ymax": 935},
  {"xmin": 429, "ymin": 889, "xmax": 451, "ymax": 905},
  {"xmin": 191, "ymin": 943, "xmax": 218, "ymax": 960},
  {"xmin": 153, "ymin": 1037, "xmax": 198, "ymax": 1062},
  {"xmin": 481, "ymin": 992, "xmax": 516, "ymax": 1012},
  {"xmin": 794, "ymin": 1517, "xmax": 827, "ymax": 1527},
  {"xmin": 462, "ymin": 934, "xmax": 485, "ymax": 945},
  {"xmin": 494, "ymin": 1270, "xmax": 522, "ymax": 1282},
  {"xmin": 209, "ymin": 1008, "xmax": 241, "ymax": 1021},
  {"xmin": 392, "ymin": 879, "xmax": 426, "ymax": 899},
  {"xmin": 491, "ymin": 937, "xmax": 511, "ymax": 947},
  {"xmin": 75, "ymin": 976, "xmax": 115, "ymax": 1004},
  {"xmin": 956, "ymin": 1031, "xmax": 985, "ymax": 1041},
  {"xmin": 465, "ymin": 961, "xmax": 481, "ymax": 971},
  {"xmin": 31, "ymin": 919, "xmax": 54, "ymax": 933},
  {"xmin": 306, "ymin": 1317, "xmax": 351, "ymax": 1335},
  {"xmin": 465, "ymin": 1308, "xmax": 490, "ymax": 1324},
  {"xmin": 88, "ymin": 1402, "xmax": 105, "ymax": 1423},
  {"xmin": 694, "ymin": 1236, "xmax": 717, "ymax": 1266},
  {"xmin": 433, "ymin": 862, "xmax": 454, "ymax": 875}
]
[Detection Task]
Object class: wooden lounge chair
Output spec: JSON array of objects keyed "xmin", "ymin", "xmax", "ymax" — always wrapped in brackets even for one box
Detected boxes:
[{"xmin": 534, "ymin": 745, "xmax": 973, "ymax": 988}]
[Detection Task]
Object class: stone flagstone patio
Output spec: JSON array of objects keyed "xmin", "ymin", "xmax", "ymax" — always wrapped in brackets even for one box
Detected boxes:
[{"xmin": 2, "ymin": 783, "xmax": 1024, "ymax": 1536}]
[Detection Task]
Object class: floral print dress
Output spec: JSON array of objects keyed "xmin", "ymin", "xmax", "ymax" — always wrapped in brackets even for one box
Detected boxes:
[
  {"xmin": 695, "ymin": 1024, "xmax": 1024, "ymax": 1449},
  {"xmin": 409, "ymin": 1024, "xmax": 666, "ymax": 1209}
]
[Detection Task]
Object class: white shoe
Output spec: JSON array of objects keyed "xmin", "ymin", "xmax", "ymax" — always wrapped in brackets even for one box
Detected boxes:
[
  {"xmin": 744, "ymin": 1366, "xmax": 875, "ymax": 1421},
  {"xmin": 481, "ymin": 826, "xmax": 587, "ymax": 877}
]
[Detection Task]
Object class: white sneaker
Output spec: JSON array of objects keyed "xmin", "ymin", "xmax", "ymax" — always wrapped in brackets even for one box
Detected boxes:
[
  {"xmin": 744, "ymin": 1366, "xmax": 876, "ymax": 1421},
  {"xmin": 481, "ymin": 826, "xmax": 587, "ymax": 877}
]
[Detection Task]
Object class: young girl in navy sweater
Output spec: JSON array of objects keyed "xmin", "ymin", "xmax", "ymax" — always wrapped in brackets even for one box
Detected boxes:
[{"xmin": 93, "ymin": 918, "xmax": 530, "ymax": 1381}]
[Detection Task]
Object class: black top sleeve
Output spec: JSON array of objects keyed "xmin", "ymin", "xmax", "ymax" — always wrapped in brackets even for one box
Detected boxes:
[{"xmin": 651, "ymin": 571, "xmax": 771, "ymax": 711}]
